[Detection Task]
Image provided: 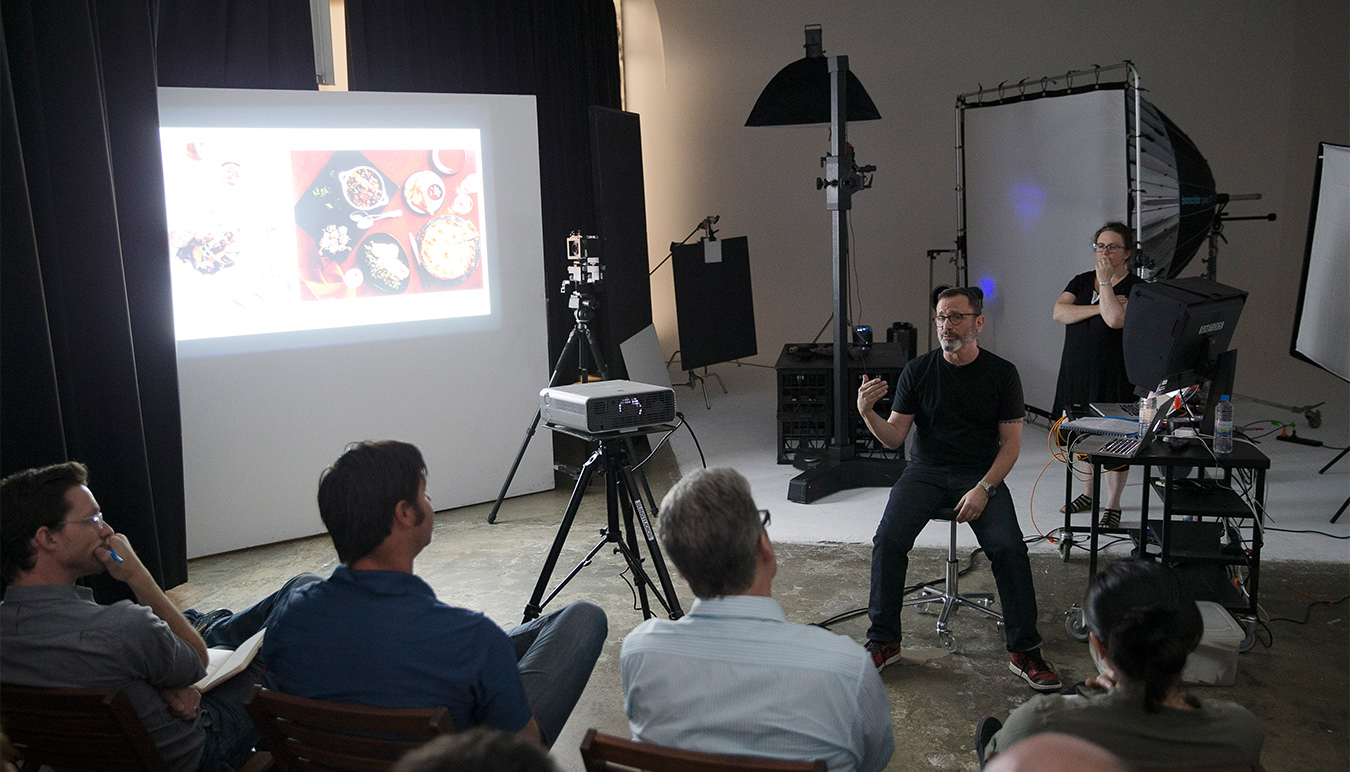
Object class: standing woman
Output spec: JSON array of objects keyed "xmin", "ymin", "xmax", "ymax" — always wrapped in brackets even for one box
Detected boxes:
[{"xmin": 1052, "ymin": 222, "xmax": 1141, "ymax": 529}]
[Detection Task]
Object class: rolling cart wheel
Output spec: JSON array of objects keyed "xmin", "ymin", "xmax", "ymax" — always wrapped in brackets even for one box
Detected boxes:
[
  {"xmin": 914, "ymin": 602, "xmax": 932, "ymax": 615},
  {"xmin": 1058, "ymin": 537, "xmax": 1074, "ymax": 562},
  {"xmin": 1065, "ymin": 606, "xmax": 1090, "ymax": 643},
  {"xmin": 1239, "ymin": 622, "xmax": 1257, "ymax": 653},
  {"xmin": 938, "ymin": 629, "xmax": 958, "ymax": 653}
]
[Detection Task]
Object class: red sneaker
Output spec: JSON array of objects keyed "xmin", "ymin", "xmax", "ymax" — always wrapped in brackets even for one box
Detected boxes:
[
  {"xmin": 1009, "ymin": 650, "xmax": 1062, "ymax": 692},
  {"xmin": 866, "ymin": 640, "xmax": 903, "ymax": 672}
]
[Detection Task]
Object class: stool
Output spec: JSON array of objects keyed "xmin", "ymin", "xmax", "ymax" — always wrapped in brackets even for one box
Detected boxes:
[{"xmin": 900, "ymin": 508, "xmax": 1004, "ymax": 651}]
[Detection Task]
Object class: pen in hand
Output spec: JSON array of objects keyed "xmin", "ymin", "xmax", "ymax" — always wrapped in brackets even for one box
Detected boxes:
[{"xmin": 106, "ymin": 547, "xmax": 124, "ymax": 563}]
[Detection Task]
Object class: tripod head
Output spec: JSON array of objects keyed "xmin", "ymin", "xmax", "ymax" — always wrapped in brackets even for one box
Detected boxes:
[{"xmin": 562, "ymin": 231, "xmax": 603, "ymax": 323}]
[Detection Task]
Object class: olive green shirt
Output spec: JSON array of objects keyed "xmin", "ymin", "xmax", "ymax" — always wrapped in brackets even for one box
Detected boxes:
[{"xmin": 986, "ymin": 686, "xmax": 1263, "ymax": 768}]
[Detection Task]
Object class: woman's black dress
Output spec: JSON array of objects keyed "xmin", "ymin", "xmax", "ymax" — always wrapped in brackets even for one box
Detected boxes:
[{"xmin": 1052, "ymin": 270, "xmax": 1142, "ymax": 417}]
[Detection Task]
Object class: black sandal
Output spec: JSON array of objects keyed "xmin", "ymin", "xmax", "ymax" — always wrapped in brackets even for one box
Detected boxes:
[
  {"xmin": 1098, "ymin": 508, "xmax": 1121, "ymax": 529},
  {"xmin": 1060, "ymin": 494, "xmax": 1093, "ymax": 515}
]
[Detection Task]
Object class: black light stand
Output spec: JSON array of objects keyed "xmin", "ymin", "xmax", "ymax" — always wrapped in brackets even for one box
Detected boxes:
[
  {"xmin": 779, "ymin": 54, "xmax": 903, "ymax": 503},
  {"xmin": 523, "ymin": 423, "xmax": 683, "ymax": 623},
  {"xmin": 487, "ymin": 233, "xmax": 657, "ymax": 524},
  {"xmin": 1200, "ymin": 193, "xmax": 1276, "ymax": 281}
]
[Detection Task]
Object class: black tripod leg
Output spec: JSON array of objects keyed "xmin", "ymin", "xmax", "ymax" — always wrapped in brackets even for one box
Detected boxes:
[
  {"xmin": 618, "ymin": 462, "xmax": 683, "ymax": 619},
  {"xmin": 488, "ymin": 327, "xmax": 583, "ymax": 524},
  {"xmin": 523, "ymin": 448, "xmax": 600, "ymax": 622},
  {"xmin": 1320, "ymin": 445, "xmax": 1348, "ymax": 475},
  {"xmin": 613, "ymin": 466, "xmax": 653, "ymax": 618}
]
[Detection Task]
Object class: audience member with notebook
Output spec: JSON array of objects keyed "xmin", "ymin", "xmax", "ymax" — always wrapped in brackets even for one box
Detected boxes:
[{"xmin": 0, "ymin": 461, "xmax": 319, "ymax": 772}]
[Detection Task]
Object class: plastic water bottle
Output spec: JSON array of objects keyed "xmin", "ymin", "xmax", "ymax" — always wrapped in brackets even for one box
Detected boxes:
[
  {"xmin": 1139, "ymin": 394, "xmax": 1156, "ymax": 437},
  {"xmin": 1214, "ymin": 395, "xmax": 1234, "ymax": 454}
]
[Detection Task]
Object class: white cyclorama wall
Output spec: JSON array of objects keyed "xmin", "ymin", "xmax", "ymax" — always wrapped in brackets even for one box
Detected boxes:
[
  {"xmin": 963, "ymin": 90, "xmax": 1129, "ymax": 415},
  {"xmin": 158, "ymin": 89, "xmax": 553, "ymax": 557}
]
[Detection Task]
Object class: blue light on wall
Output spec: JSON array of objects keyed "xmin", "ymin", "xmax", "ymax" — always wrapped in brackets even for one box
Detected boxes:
[
  {"xmin": 1011, "ymin": 182, "xmax": 1046, "ymax": 231},
  {"xmin": 978, "ymin": 276, "xmax": 997, "ymax": 305}
]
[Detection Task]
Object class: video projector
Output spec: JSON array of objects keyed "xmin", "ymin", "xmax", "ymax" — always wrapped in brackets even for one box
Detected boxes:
[{"xmin": 540, "ymin": 380, "xmax": 676, "ymax": 434}]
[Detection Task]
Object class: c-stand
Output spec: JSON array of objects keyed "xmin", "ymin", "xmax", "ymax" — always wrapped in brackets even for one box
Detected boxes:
[
  {"xmin": 523, "ymin": 423, "xmax": 684, "ymax": 623},
  {"xmin": 487, "ymin": 232, "xmax": 657, "ymax": 524}
]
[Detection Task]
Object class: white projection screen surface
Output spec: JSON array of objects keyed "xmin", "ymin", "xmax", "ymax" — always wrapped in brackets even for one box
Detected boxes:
[
  {"xmin": 1291, "ymin": 143, "xmax": 1349, "ymax": 382},
  {"xmin": 963, "ymin": 89, "xmax": 1130, "ymax": 415},
  {"xmin": 157, "ymin": 88, "xmax": 553, "ymax": 557}
]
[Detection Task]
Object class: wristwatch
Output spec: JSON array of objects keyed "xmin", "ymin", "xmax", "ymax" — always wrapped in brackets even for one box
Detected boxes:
[{"xmin": 977, "ymin": 480, "xmax": 996, "ymax": 496}]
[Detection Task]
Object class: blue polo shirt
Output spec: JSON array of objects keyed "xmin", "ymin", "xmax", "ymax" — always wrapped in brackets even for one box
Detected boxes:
[{"xmin": 261, "ymin": 566, "xmax": 531, "ymax": 734}]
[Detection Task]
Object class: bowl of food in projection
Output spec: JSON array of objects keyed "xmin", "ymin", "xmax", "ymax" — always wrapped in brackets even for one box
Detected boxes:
[{"xmin": 415, "ymin": 215, "xmax": 480, "ymax": 286}]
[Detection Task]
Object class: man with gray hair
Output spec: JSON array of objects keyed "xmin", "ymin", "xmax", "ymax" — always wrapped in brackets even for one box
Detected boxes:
[{"xmin": 620, "ymin": 468, "xmax": 894, "ymax": 772}]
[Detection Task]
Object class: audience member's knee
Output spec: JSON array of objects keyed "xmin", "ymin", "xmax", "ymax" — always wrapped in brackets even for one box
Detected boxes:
[{"xmin": 564, "ymin": 600, "xmax": 608, "ymax": 646}]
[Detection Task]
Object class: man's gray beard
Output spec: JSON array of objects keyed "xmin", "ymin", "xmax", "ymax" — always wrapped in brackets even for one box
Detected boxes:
[{"xmin": 940, "ymin": 331, "xmax": 975, "ymax": 353}]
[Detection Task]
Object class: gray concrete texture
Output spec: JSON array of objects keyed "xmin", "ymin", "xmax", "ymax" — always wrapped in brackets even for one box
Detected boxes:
[{"xmin": 170, "ymin": 471, "xmax": 1348, "ymax": 771}]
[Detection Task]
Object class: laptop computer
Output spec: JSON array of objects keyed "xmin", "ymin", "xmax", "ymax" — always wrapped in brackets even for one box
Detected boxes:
[{"xmin": 1073, "ymin": 407, "xmax": 1165, "ymax": 460}]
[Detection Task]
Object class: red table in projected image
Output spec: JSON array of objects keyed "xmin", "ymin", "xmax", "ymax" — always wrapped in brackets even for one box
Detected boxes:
[{"xmin": 290, "ymin": 148, "xmax": 484, "ymax": 302}]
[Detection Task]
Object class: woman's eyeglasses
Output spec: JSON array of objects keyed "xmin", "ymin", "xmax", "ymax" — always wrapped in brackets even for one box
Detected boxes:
[{"xmin": 1092, "ymin": 242, "xmax": 1127, "ymax": 254}]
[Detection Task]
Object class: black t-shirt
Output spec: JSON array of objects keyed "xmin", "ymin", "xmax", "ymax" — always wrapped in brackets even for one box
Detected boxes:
[{"xmin": 891, "ymin": 348, "xmax": 1025, "ymax": 470}]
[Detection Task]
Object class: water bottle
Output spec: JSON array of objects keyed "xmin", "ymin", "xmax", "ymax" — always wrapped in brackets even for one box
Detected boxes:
[
  {"xmin": 1138, "ymin": 394, "xmax": 1156, "ymax": 437},
  {"xmin": 1214, "ymin": 395, "xmax": 1234, "ymax": 454}
]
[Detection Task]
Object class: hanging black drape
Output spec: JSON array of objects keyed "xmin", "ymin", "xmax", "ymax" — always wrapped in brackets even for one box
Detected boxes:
[
  {"xmin": 344, "ymin": 0, "xmax": 622, "ymax": 377},
  {"xmin": 155, "ymin": 0, "xmax": 317, "ymax": 89},
  {"xmin": 2, "ymin": 0, "xmax": 187, "ymax": 594}
]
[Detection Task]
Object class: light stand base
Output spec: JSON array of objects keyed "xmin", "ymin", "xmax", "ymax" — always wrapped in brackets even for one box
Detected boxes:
[{"xmin": 787, "ymin": 454, "xmax": 905, "ymax": 503}]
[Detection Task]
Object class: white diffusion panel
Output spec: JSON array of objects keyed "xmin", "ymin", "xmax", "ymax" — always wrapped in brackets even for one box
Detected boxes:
[
  {"xmin": 963, "ymin": 89, "xmax": 1129, "ymax": 415},
  {"xmin": 1293, "ymin": 143, "xmax": 1350, "ymax": 382},
  {"xmin": 159, "ymin": 89, "xmax": 553, "ymax": 556}
]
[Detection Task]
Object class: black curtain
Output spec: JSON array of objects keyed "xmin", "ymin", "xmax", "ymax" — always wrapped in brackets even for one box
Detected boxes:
[
  {"xmin": 344, "ymin": 0, "xmax": 622, "ymax": 378},
  {"xmin": 155, "ymin": 0, "xmax": 317, "ymax": 89},
  {"xmin": 2, "ymin": 0, "xmax": 317, "ymax": 596},
  {"xmin": 2, "ymin": 0, "xmax": 187, "ymax": 594}
]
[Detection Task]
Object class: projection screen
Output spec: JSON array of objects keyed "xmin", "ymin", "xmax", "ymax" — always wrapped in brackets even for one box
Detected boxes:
[
  {"xmin": 158, "ymin": 89, "xmax": 553, "ymax": 557},
  {"xmin": 963, "ymin": 88, "xmax": 1130, "ymax": 416}
]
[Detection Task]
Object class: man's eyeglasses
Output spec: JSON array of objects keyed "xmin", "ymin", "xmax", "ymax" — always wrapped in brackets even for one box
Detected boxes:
[
  {"xmin": 933, "ymin": 312, "xmax": 975, "ymax": 326},
  {"xmin": 1092, "ymin": 242, "xmax": 1127, "ymax": 254},
  {"xmin": 758, "ymin": 509, "xmax": 771, "ymax": 528},
  {"xmin": 55, "ymin": 513, "xmax": 103, "ymax": 529}
]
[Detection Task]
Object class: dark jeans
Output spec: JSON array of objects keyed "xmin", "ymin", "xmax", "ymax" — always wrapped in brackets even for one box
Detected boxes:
[
  {"xmin": 196, "ymin": 572, "xmax": 323, "ymax": 771},
  {"xmin": 867, "ymin": 464, "xmax": 1042, "ymax": 652},
  {"xmin": 508, "ymin": 600, "xmax": 608, "ymax": 749}
]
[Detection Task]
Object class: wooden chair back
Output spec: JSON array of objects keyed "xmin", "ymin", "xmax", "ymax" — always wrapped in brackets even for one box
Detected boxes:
[
  {"xmin": 244, "ymin": 686, "xmax": 454, "ymax": 771},
  {"xmin": 0, "ymin": 683, "xmax": 171, "ymax": 772},
  {"xmin": 579, "ymin": 729, "xmax": 828, "ymax": 772}
]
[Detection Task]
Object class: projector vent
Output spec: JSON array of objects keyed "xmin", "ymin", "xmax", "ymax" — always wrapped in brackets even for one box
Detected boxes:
[{"xmin": 590, "ymin": 390, "xmax": 675, "ymax": 429}]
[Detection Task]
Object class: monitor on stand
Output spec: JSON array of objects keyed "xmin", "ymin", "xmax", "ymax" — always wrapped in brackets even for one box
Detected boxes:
[{"xmin": 1124, "ymin": 277, "xmax": 1247, "ymax": 398}]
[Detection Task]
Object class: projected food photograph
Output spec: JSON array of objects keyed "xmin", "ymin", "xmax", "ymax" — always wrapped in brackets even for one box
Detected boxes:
[
  {"xmin": 159, "ymin": 125, "xmax": 492, "ymax": 343},
  {"xmin": 292, "ymin": 148, "xmax": 484, "ymax": 301}
]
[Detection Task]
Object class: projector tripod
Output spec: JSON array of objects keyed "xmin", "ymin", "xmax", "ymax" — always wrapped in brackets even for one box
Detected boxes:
[
  {"xmin": 487, "ymin": 232, "xmax": 657, "ymax": 524},
  {"xmin": 523, "ymin": 427, "xmax": 683, "ymax": 623}
]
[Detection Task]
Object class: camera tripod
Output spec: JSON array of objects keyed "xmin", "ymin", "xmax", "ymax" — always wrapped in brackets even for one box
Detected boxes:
[
  {"xmin": 487, "ymin": 232, "xmax": 657, "ymax": 524},
  {"xmin": 523, "ymin": 425, "xmax": 683, "ymax": 623}
]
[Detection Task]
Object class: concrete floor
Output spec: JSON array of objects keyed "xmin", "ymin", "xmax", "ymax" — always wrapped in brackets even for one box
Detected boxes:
[{"xmin": 169, "ymin": 458, "xmax": 1348, "ymax": 772}]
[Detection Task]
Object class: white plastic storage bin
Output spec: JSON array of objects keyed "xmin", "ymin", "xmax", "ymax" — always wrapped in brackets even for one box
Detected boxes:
[{"xmin": 1182, "ymin": 600, "xmax": 1245, "ymax": 686}]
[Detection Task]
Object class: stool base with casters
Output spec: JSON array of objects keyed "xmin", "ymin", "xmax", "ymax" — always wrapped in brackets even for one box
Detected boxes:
[{"xmin": 901, "ymin": 509, "xmax": 1004, "ymax": 652}]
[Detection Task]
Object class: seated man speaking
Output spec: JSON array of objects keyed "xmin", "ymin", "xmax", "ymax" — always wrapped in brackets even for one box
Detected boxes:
[
  {"xmin": 857, "ymin": 287, "xmax": 1060, "ymax": 690},
  {"xmin": 0, "ymin": 461, "xmax": 319, "ymax": 772},
  {"xmin": 262, "ymin": 440, "xmax": 606, "ymax": 748},
  {"xmin": 621, "ymin": 468, "xmax": 894, "ymax": 772}
]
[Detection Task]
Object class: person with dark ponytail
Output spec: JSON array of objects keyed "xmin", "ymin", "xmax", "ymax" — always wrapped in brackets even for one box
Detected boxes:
[{"xmin": 980, "ymin": 560, "xmax": 1264, "ymax": 768}]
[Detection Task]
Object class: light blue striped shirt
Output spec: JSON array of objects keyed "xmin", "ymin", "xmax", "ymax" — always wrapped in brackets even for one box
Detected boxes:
[{"xmin": 620, "ymin": 596, "xmax": 894, "ymax": 772}]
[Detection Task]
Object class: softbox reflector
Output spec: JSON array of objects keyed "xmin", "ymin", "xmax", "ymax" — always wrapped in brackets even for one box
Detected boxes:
[
  {"xmin": 1290, "ymin": 142, "xmax": 1350, "ymax": 382},
  {"xmin": 1131, "ymin": 93, "xmax": 1217, "ymax": 278}
]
